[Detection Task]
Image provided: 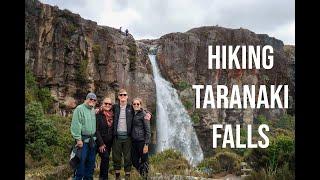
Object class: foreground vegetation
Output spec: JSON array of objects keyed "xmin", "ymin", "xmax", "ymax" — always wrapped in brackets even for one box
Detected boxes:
[{"xmin": 25, "ymin": 69, "xmax": 74, "ymax": 178}]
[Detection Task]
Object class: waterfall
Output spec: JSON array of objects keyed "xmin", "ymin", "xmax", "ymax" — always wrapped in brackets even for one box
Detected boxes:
[{"xmin": 149, "ymin": 54, "xmax": 204, "ymax": 166}]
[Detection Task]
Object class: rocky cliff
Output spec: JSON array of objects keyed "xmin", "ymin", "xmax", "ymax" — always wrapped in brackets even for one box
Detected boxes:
[
  {"xmin": 145, "ymin": 27, "xmax": 295, "ymax": 156},
  {"xmin": 25, "ymin": 0, "xmax": 156, "ymax": 118}
]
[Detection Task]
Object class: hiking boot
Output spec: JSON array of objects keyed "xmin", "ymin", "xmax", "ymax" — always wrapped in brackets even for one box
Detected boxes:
[{"xmin": 125, "ymin": 173, "xmax": 130, "ymax": 180}]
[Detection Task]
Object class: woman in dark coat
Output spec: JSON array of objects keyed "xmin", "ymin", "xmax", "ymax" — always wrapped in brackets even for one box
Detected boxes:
[
  {"xmin": 96, "ymin": 97, "xmax": 114, "ymax": 180},
  {"xmin": 131, "ymin": 98, "xmax": 151, "ymax": 179}
]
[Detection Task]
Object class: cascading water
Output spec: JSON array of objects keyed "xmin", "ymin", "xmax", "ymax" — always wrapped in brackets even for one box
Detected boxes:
[{"xmin": 149, "ymin": 54, "xmax": 204, "ymax": 166}]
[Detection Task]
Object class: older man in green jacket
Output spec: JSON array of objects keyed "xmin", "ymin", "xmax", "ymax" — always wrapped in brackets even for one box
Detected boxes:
[{"xmin": 70, "ymin": 92, "xmax": 97, "ymax": 180}]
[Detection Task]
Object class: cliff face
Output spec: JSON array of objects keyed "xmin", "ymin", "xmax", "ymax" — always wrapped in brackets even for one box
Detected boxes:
[
  {"xmin": 152, "ymin": 26, "xmax": 294, "ymax": 156},
  {"xmin": 25, "ymin": 0, "xmax": 156, "ymax": 117}
]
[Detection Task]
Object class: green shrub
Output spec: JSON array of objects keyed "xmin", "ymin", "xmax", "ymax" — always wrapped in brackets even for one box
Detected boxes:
[
  {"xmin": 238, "ymin": 127, "xmax": 249, "ymax": 145},
  {"xmin": 203, "ymin": 31, "xmax": 210, "ymax": 39},
  {"xmin": 25, "ymin": 102, "xmax": 58, "ymax": 146},
  {"xmin": 198, "ymin": 151, "xmax": 241, "ymax": 175},
  {"xmin": 191, "ymin": 111, "xmax": 200, "ymax": 124},
  {"xmin": 75, "ymin": 64, "xmax": 89, "ymax": 99},
  {"xmin": 245, "ymin": 135, "xmax": 295, "ymax": 176},
  {"xmin": 182, "ymin": 99, "xmax": 192, "ymax": 110},
  {"xmin": 197, "ymin": 157, "xmax": 221, "ymax": 175},
  {"xmin": 38, "ymin": 88, "xmax": 54, "ymax": 113},
  {"xmin": 128, "ymin": 41, "xmax": 137, "ymax": 71},
  {"xmin": 26, "ymin": 139, "xmax": 50, "ymax": 161},
  {"xmin": 25, "ymin": 101, "xmax": 44, "ymax": 124},
  {"xmin": 66, "ymin": 23, "xmax": 77, "ymax": 33},
  {"xmin": 274, "ymin": 162, "xmax": 295, "ymax": 180},
  {"xmin": 25, "ymin": 88, "xmax": 35, "ymax": 104},
  {"xmin": 25, "ymin": 70, "xmax": 72, "ymax": 170},
  {"xmin": 92, "ymin": 44, "xmax": 101, "ymax": 63},
  {"xmin": 25, "ymin": 69, "xmax": 54, "ymax": 112},
  {"xmin": 25, "ymin": 102, "xmax": 58, "ymax": 161},
  {"xmin": 256, "ymin": 115, "xmax": 268, "ymax": 124},
  {"xmin": 232, "ymin": 147, "xmax": 249, "ymax": 157},
  {"xmin": 215, "ymin": 151, "xmax": 241, "ymax": 173},
  {"xmin": 25, "ymin": 68, "xmax": 37, "ymax": 104},
  {"xmin": 150, "ymin": 149, "xmax": 190, "ymax": 174},
  {"xmin": 244, "ymin": 147, "xmax": 269, "ymax": 171},
  {"xmin": 240, "ymin": 128, "xmax": 247, "ymax": 137},
  {"xmin": 176, "ymin": 81, "xmax": 191, "ymax": 91},
  {"xmin": 48, "ymin": 114, "xmax": 72, "ymax": 148},
  {"xmin": 63, "ymin": 37, "xmax": 69, "ymax": 45},
  {"xmin": 268, "ymin": 135, "xmax": 295, "ymax": 172},
  {"xmin": 276, "ymin": 114, "xmax": 295, "ymax": 130},
  {"xmin": 26, "ymin": 68, "xmax": 37, "ymax": 89},
  {"xmin": 75, "ymin": 58, "xmax": 88, "ymax": 85},
  {"xmin": 25, "ymin": 112, "xmax": 73, "ymax": 169},
  {"xmin": 273, "ymin": 128, "xmax": 294, "ymax": 137},
  {"xmin": 150, "ymin": 149, "xmax": 185, "ymax": 164}
]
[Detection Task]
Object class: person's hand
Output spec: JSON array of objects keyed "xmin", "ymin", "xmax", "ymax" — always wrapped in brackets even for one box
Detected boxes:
[
  {"xmin": 76, "ymin": 140, "xmax": 83, "ymax": 148},
  {"xmin": 144, "ymin": 113, "xmax": 151, "ymax": 121},
  {"xmin": 143, "ymin": 145, "xmax": 148, "ymax": 154},
  {"xmin": 99, "ymin": 144, "xmax": 106, "ymax": 153},
  {"xmin": 95, "ymin": 107, "xmax": 100, "ymax": 114}
]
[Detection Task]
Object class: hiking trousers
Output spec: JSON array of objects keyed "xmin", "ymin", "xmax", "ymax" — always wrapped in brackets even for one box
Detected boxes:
[
  {"xmin": 112, "ymin": 137, "xmax": 132, "ymax": 172},
  {"xmin": 73, "ymin": 143, "xmax": 96, "ymax": 180}
]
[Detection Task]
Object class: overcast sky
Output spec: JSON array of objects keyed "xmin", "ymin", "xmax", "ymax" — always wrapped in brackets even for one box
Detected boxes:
[{"xmin": 40, "ymin": 0, "xmax": 294, "ymax": 45}]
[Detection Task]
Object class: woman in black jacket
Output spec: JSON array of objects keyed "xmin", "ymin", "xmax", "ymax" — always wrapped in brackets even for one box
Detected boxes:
[
  {"xmin": 96, "ymin": 97, "xmax": 114, "ymax": 180},
  {"xmin": 131, "ymin": 98, "xmax": 151, "ymax": 179}
]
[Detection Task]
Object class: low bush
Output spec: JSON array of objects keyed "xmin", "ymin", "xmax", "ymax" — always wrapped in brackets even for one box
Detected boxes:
[
  {"xmin": 149, "ymin": 149, "xmax": 190, "ymax": 175},
  {"xmin": 197, "ymin": 150, "xmax": 241, "ymax": 175},
  {"xmin": 244, "ymin": 134, "xmax": 295, "ymax": 178},
  {"xmin": 25, "ymin": 103, "xmax": 73, "ymax": 168}
]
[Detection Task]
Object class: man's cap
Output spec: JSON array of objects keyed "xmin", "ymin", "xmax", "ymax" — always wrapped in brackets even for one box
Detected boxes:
[{"xmin": 86, "ymin": 92, "xmax": 97, "ymax": 100}]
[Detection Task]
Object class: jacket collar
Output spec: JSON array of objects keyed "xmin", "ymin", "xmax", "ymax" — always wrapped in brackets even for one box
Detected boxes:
[
  {"xmin": 134, "ymin": 108, "xmax": 143, "ymax": 114},
  {"xmin": 83, "ymin": 103, "xmax": 93, "ymax": 110}
]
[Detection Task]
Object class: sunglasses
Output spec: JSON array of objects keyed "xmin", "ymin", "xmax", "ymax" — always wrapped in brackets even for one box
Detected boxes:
[
  {"xmin": 89, "ymin": 98, "xmax": 97, "ymax": 102},
  {"xmin": 104, "ymin": 102, "xmax": 112, "ymax": 106},
  {"xmin": 119, "ymin": 94, "xmax": 127, "ymax": 96},
  {"xmin": 133, "ymin": 103, "xmax": 140, "ymax": 106}
]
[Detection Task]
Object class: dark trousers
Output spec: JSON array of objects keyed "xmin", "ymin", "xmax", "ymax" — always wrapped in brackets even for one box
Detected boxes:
[
  {"xmin": 112, "ymin": 137, "xmax": 132, "ymax": 172},
  {"xmin": 132, "ymin": 141, "xmax": 149, "ymax": 176},
  {"xmin": 74, "ymin": 143, "xmax": 96, "ymax": 180},
  {"xmin": 97, "ymin": 144, "xmax": 111, "ymax": 180}
]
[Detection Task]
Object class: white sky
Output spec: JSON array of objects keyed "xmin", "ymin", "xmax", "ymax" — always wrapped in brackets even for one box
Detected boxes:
[{"xmin": 40, "ymin": 0, "xmax": 295, "ymax": 45}]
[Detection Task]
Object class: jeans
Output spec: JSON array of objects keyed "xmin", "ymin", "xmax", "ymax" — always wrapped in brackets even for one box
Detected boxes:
[
  {"xmin": 132, "ymin": 141, "xmax": 149, "ymax": 176},
  {"xmin": 73, "ymin": 143, "xmax": 96, "ymax": 180},
  {"xmin": 98, "ymin": 147, "xmax": 111, "ymax": 180}
]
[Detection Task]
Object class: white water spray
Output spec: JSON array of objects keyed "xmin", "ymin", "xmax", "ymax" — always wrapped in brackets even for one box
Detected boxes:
[{"xmin": 149, "ymin": 54, "xmax": 204, "ymax": 166}]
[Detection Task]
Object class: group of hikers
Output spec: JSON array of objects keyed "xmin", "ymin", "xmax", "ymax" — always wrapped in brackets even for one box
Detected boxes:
[
  {"xmin": 119, "ymin": 26, "xmax": 129, "ymax": 36},
  {"xmin": 70, "ymin": 89, "xmax": 151, "ymax": 180}
]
